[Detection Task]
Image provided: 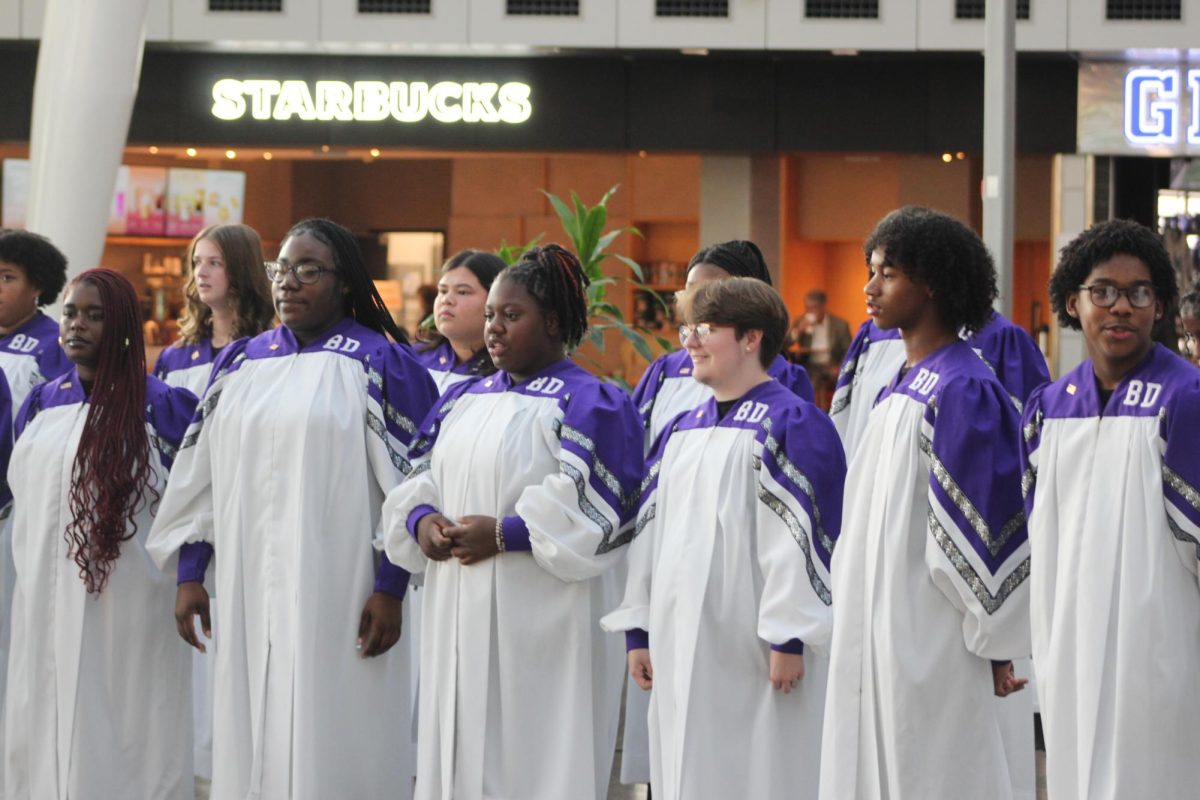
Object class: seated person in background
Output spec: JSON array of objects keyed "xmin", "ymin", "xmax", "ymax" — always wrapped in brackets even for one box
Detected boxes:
[{"xmin": 787, "ymin": 289, "xmax": 851, "ymax": 406}]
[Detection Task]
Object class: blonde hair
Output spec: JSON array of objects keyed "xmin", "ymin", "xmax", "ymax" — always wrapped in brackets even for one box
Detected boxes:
[{"xmin": 177, "ymin": 224, "xmax": 275, "ymax": 345}]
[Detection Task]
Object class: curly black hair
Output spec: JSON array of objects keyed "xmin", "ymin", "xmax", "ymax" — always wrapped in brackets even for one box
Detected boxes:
[
  {"xmin": 0, "ymin": 230, "xmax": 68, "ymax": 306},
  {"xmin": 1049, "ymin": 219, "xmax": 1177, "ymax": 330},
  {"xmin": 503, "ymin": 243, "xmax": 590, "ymax": 349},
  {"xmin": 863, "ymin": 206, "xmax": 998, "ymax": 336},
  {"xmin": 687, "ymin": 240, "xmax": 772, "ymax": 285}
]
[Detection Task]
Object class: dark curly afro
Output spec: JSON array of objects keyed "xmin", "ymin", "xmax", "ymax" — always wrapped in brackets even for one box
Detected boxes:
[
  {"xmin": 863, "ymin": 207, "xmax": 997, "ymax": 336},
  {"xmin": 0, "ymin": 230, "xmax": 68, "ymax": 306},
  {"xmin": 1049, "ymin": 219, "xmax": 1177, "ymax": 330}
]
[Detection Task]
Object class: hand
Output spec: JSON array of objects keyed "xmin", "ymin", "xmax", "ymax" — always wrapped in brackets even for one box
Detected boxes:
[
  {"xmin": 769, "ymin": 650, "xmax": 805, "ymax": 694},
  {"xmin": 357, "ymin": 591, "xmax": 403, "ymax": 658},
  {"xmin": 442, "ymin": 515, "xmax": 500, "ymax": 566},
  {"xmin": 628, "ymin": 648, "xmax": 653, "ymax": 691},
  {"xmin": 417, "ymin": 512, "xmax": 456, "ymax": 561},
  {"xmin": 175, "ymin": 581, "xmax": 211, "ymax": 653},
  {"xmin": 992, "ymin": 660, "xmax": 1029, "ymax": 697}
]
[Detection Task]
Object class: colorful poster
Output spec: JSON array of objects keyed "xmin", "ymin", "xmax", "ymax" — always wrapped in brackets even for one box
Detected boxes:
[
  {"xmin": 106, "ymin": 165, "xmax": 130, "ymax": 235},
  {"xmin": 1, "ymin": 158, "xmax": 30, "ymax": 230},
  {"xmin": 166, "ymin": 167, "xmax": 207, "ymax": 238},
  {"xmin": 127, "ymin": 166, "xmax": 168, "ymax": 235},
  {"xmin": 204, "ymin": 170, "xmax": 246, "ymax": 226}
]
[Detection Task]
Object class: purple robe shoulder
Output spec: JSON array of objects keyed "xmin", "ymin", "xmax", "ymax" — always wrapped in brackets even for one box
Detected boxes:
[
  {"xmin": 406, "ymin": 358, "xmax": 644, "ymax": 553},
  {"xmin": 968, "ymin": 312, "xmax": 1050, "ymax": 407},
  {"xmin": 153, "ymin": 338, "xmax": 220, "ymax": 378},
  {"xmin": 1, "ymin": 311, "xmax": 70, "ymax": 386},
  {"xmin": 833, "ymin": 319, "xmax": 900, "ymax": 394},
  {"xmin": 14, "ymin": 368, "xmax": 197, "ymax": 471},
  {"xmin": 880, "ymin": 340, "xmax": 1028, "ymax": 581},
  {"xmin": 412, "ymin": 339, "xmax": 467, "ymax": 374},
  {"xmin": 632, "ymin": 348, "xmax": 813, "ymax": 429},
  {"xmin": 1021, "ymin": 345, "xmax": 1200, "ymax": 537}
]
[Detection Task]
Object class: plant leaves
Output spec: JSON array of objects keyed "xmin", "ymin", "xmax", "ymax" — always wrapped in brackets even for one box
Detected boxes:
[
  {"xmin": 617, "ymin": 320, "xmax": 655, "ymax": 363},
  {"xmin": 615, "ymin": 254, "xmax": 646, "ymax": 282}
]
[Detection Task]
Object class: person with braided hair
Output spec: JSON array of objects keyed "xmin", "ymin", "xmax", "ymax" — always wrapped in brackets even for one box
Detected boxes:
[
  {"xmin": 5, "ymin": 268, "xmax": 198, "ymax": 799},
  {"xmin": 384, "ymin": 243, "xmax": 643, "ymax": 800},
  {"xmin": 147, "ymin": 219, "xmax": 437, "ymax": 799}
]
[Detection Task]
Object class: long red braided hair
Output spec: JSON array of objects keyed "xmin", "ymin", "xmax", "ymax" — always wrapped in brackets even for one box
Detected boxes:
[{"xmin": 63, "ymin": 268, "xmax": 154, "ymax": 594}]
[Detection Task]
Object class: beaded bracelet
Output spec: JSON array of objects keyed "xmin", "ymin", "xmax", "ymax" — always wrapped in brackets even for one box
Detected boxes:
[{"xmin": 494, "ymin": 517, "xmax": 506, "ymax": 554}]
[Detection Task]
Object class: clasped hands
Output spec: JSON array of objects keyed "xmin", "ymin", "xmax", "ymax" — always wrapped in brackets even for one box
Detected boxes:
[{"xmin": 417, "ymin": 512, "xmax": 500, "ymax": 566}]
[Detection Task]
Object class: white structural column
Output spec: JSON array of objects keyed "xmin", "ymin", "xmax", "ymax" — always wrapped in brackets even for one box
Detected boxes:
[
  {"xmin": 983, "ymin": 0, "xmax": 1016, "ymax": 317},
  {"xmin": 1050, "ymin": 154, "xmax": 1091, "ymax": 378},
  {"xmin": 26, "ymin": 0, "xmax": 150, "ymax": 289},
  {"xmin": 699, "ymin": 155, "xmax": 783, "ymax": 285}
]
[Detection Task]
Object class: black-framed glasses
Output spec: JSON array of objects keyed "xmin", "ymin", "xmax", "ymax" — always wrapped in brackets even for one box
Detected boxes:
[
  {"xmin": 264, "ymin": 261, "xmax": 336, "ymax": 285},
  {"xmin": 1078, "ymin": 283, "xmax": 1156, "ymax": 309}
]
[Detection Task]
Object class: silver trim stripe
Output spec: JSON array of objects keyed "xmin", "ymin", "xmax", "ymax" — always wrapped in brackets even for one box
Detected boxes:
[
  {"xmin": 757, "ymin": 484, "xmax": 832, "ymax": 606},
  {"xmin": 761, "ymin": 418, "xmax": 835, "ymax": 558},
  {"xmin": 1021, "ymin": 466, "xmax": 1037, "ymax": 500},
  {"xmin": 559, "ymin": 460, "xmax": 623, "ymax": 555},
  {"xmin": 1164, "ymin": 465, "xmax": 1200, "ymax": 515},
  {"xmin": 927, "ymin": 508, "xmax": 1029, "ymax": 615},
  {"xmin": 921, "ymin": 434, "xmax": 1023, "ymax": 558},
  {"xmin": 367, "ymin": 367, "xmax": 418, "ymax": 436},
  {"xmin": 559, "ymin": 423, "xmax": 630, "ymax": 512},
  {"xmin": 367, "ymin": 410, "xmax": 413, "ymax": 476},
  {"xmin": 1166, "ymin": 513, "xmax": 1200, "ymax": 562},
  {"xmin": 180, "ymin": 389, "xmax": 223, "ymax": 451}
]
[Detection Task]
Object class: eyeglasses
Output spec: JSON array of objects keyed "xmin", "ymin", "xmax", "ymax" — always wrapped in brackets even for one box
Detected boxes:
[
  {"xmin": 678, "ymin": 323, "xmax": 732, "ymax": 346},
  {"xmin": 264, "ymin": 261, "xmax": 336, "ymax": 285},
  {"xmin": 1078, "ymin": 283, "xmax": 1156, "ymax": 309}
]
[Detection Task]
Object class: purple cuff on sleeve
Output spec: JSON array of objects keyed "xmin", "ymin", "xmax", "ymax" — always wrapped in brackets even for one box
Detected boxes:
[
  {"xmin": 770, "ymin": 638, "xmax": 805, "ymax": 655},
  {"xmin": 406, "ymin": 504, "xmax": 439, "ymax": 540},
  {"xmin": 177, "ymin": 542, "xmax": 214, "ymax": 586},
  {"xmin": 501, "ymin": 515, "xmax": 532, "ymax": 552},
  {"xmin": 991, "ymin": 659, "xmax": 1012, "ymax": 669},
  {"xmin": 625, "ymin": 628, "xmax": 649, "ymax": 652},
  {"xmin": 374, "ymin": 555, "xmax": 411, "ymax": 598}
]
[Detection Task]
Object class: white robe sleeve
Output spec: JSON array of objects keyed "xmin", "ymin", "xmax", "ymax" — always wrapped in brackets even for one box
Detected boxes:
[
  {"xmin": 599, "ymin": 424, "xmax": 671, "ymax": 635},
  {"xmin": 515, "ymin": 381, "xmax": 643, "ymax": 583},
  {"xmin": 145, "ymin": 345, "xmax": 247, "ymax": 570},
  {"xmin": 365, "ymin": 344, "xmax": 438, "ymax": 571},
  {"xmin": 753, "ymin": 404, "xmax": 845, "ymax": 653},
  {"xmin": 381, "ymin": 379, "xmax": 471, "ymax": 575},
  {"xmin": 923, "ymin": 376, "xmax": 1032, "ymax": 661}
]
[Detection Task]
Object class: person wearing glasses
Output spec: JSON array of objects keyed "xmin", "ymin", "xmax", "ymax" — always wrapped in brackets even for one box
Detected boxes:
[
  {"xmin": 147, "ymin": 218, "xmax": 438, "ymax": 800},
  {"xmin": 150, "ymin": 222, "xmax": 273, "ymax": 792},
  {"xmin": 383, "ymin": 245, "xmax": 642, "ymax": 800},
  {"xmin": 820, "ymin": 208, "xmax": 1031, "ymax": 800},
  {"xmin": 603, "ymin": 278, "xmax": 844, "ymax": 800},
  {"xmin": 620, "ymin": 239, "xmax": 813, "ymax": 789},
  {"xmin": 5, "ymin": 269, "xmax": 198, "ymax": 799},
  {"xmin": 1023, "ymin": 219, "xmax": 1200, "ymax": 798}
]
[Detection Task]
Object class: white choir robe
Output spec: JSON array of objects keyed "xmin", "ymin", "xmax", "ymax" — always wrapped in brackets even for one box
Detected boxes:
[
  {"xmin": 0, "ymin": 310, "xmax": 69, "ymax": 780},
  {"xmin": 384, "ymin": 358, "xmax": 643, "ymax": 800},
  {"xmin": 602, "ymin": 380, "xmax": 845, "ymax": 800},
  {"xmin": 820, "ymin": 340, "xmax": 1031, "ymax": 800},
  {"xmin": 617, "ymin": 347, "xmax": 814, "ymax": 784},
  {"xmin": 146, "ymin": 318, "xmax": 438, "ymax": 800},
  {"xmin": 1022, "ymin": 345, "xmax": 1200, "ymax": 798},
  {"xmin": 829, "ymin": 315, "xmax": 1047, "ymax": 800},
  {"xmin": 5, "ymin": 369, "xmax": 197, "ymax": 800},
  {"xmin": 153, "ymin": 337, "xmax": 225, "ymax": 783}
]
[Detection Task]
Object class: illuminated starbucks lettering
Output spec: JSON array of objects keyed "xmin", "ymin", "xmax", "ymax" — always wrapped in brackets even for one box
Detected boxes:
[{"xmin": 210, "ymin": 79, "xmax": 533, "ymax": 124}]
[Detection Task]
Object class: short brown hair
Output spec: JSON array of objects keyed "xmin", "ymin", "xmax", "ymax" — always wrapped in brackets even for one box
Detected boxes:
[{"xmin": 679, "ymin": 277, "xmax": 789, "ymax": 369}]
